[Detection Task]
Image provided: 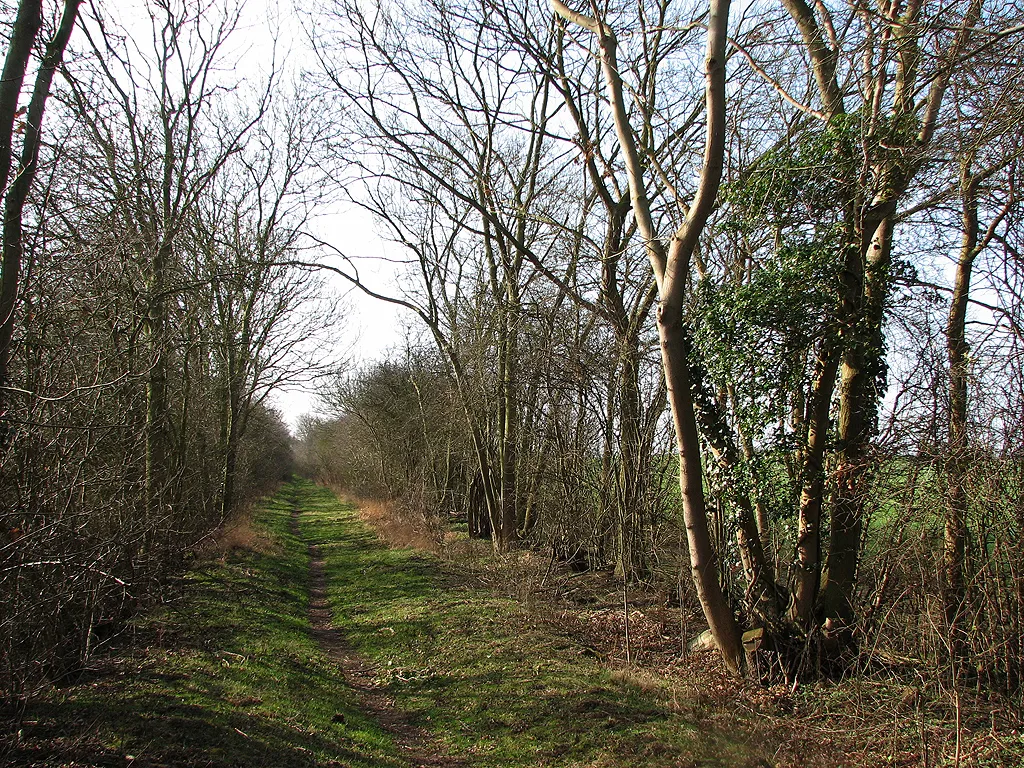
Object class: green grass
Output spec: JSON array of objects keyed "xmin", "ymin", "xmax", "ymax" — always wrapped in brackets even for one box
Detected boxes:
[
  {"xmin": 6, "ymin": 479, "xmax": 764, "ymax": 767},
  {"xmin": 296, "ymin": 479, "xmax": 762, "ymax": 767},
  {"xmin": 7, "ymin": 488, "xmax": 404, "ymax": 768}
]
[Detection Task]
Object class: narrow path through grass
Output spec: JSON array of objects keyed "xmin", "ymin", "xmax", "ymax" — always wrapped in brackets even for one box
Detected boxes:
[
  {"xmin": 3, "ymin": 480, "xmax": 764, "ymax": 767},
  {"xmin": 288, "ymin": 494, "xmax": 464, "ymax": 767},
  {"xmin": 293, "ymin": 480, "xmax": 762, "ymax": 768}
]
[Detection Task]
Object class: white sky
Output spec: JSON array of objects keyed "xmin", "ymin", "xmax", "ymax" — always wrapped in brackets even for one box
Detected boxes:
[
  {"xmin": 269, "ymin": 202, "xmax": 408, "ymax": 430},
  {"xmin": 232, "ymin": 1, "xmax": 411, "ymax": 428}
]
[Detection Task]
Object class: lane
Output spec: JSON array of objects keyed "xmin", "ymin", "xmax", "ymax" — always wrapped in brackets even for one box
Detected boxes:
[{"xmin": 289, "ymin": 502, "xmax": 467, "ymax": 768}]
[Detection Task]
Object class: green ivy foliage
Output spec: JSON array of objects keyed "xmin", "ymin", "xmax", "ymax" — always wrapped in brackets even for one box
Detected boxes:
[
  {"xmin": 686, "ymin": 119, "xmax": 872, "ymax": 520},
  {"xmin": 725, "ymin": 115, "xmax": 861, "ymax": 231},
  {"xmin": 689, "ymin": 112, "xmax": 925, "ymax": 520},
  {"xmin": 691, "ymin": 244, "xmax": 837, "ymax": 425},
  {"xmin": 700, "ymin": 118, "xmax": 869, "ymax": 431}
]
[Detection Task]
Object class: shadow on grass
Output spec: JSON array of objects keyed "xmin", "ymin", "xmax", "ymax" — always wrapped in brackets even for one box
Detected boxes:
[
  {"xmin": 6, "ymin": 480, "xmax": 768, "ymax": 768},
  {"xmin": 4, "ymin": 484, "xmax": 406, "ymax": 768},
  {"xmin": 289, "ymin": 481, "xmax": 768, "ymax": 768},
  {"xmin": 14, "ymin": 693, "xmax": 385, "ymax": 768}
]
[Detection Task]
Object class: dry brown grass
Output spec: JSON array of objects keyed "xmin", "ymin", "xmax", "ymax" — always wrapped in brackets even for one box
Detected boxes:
[
  {"xmin": 550, "ymin": 593, "xmax": 1024, "ymax": 767},
  {"xmin": 198, "ymin": 508, "xmax": 280, "ymax": 560},
  {"xmin": 336, "ymin": 492, "xmax": 445, "ymax": 555},
  {"xmin": 333, "ymin": 491, "xmax": 550, "ymax": 603}
]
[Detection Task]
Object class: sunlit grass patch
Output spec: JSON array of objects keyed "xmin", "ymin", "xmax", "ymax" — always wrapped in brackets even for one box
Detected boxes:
[
  {"xmin": 6, "ymin": 484, "xmax": 404, "ymax": 768},
  {"xmin": 294, "ymin": 480, "xmax": 763, "ymax": 768}
]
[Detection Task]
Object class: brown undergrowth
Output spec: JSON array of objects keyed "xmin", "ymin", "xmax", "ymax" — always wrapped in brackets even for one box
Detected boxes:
[
  {"xmin": 195, "ymin": 504, "xmax": 281, "ymax": 560},
  {"xmin": 347, "ymin": 493, "xmax": 1024, "ymax": 768},
  {"xmin": 332, "ymin": 490, "xmax": 448, "ymax": 555}
]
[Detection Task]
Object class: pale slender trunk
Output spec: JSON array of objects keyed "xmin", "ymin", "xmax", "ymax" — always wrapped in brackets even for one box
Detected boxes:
[
  {"xmin": 789, "ymin": 337, "xmax": 841, "ymax": 626},
  {"xmin": 552, "ymin": 0, "xmax": 742, "ymax": 673},
  {"xmin": 943, "ymin": 161, "xmax": 1010, "ymax": 657},
  {"xmin": 944, "ymin": 214, "xmax": 973, "ymax": 658},
  {"xmin": 659, "ymin": 301, "xmax": 745, "ymax": 673},
  {"xmin": 499, "ymin": 319, "xmax": 518, "ymax": 552}
]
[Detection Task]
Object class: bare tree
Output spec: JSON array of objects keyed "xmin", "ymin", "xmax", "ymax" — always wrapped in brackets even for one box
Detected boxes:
[
  {"xmin": 552, "ymin": 0, "xmax": 752, "ymax": 673},
  {"xmin": 0, "ymin": 0, "xmax": 81, "ymax": 435},
  {"xmin": 64, "ymin": 0, "xmax": 271, "ymax": 528},
  {"xmin": 309, "ymin": 0, "xmax": 578, "ymax": 552},
  {"xmin": 189, "ymin": 89, "xmax": 338, "ymax": 520}
]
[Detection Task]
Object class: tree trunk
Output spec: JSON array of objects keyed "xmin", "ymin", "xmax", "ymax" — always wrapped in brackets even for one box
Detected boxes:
[
  {"xmin": 822, "ymin": 215, "xmax": 893, "ymax": 626},
  {"xmin": 145, "ymin": 237, "xmax": 174, "ymax": 530},
  {"xmin": 552, "ymin": 0, "xmax": 740, "ymax": 673},
  {"xmin": 496, "ymin": 303, "xmax": 518, "ymax": 552},
  {"xmin": 788, "ymin": 336, "xmax": 841, "ymax": 627},
  {"xmin": 659, "ymin": 301, "xmax": 746, "ymax": 674},
  {"xmin": 468, "ymin": 471, "xmax": 491, "ymax": 539},
  {"xmin": 943, "ymin": 160, "xmax": 1008, "ymax": 661},
  {"xmin": 0, "ymin": 0, "xmax": 80, "ymax": 431},
  {"xmin": 0, "ymin": 2, "xmax": 42, "ymax": 189},
  {"xmin": 944, "ymin": 227, "xmax": 973, "ymax": 662}
]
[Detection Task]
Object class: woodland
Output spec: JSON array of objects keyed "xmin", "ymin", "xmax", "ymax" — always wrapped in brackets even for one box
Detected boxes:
[{"xmin": 1, "ymin": 0, "xmax": 1024, "ymax": 762}]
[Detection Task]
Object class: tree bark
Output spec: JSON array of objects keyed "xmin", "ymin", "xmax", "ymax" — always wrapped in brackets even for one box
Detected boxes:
[
  {"xmin": 0, "ymin": 1, "xmax": 42, "ymax": 190},
  {"xmin": 822, "ymin": 215, "xmax": 892, "ymax": 624},
  {"xmin": 789, "ymin": 336, "xmax": 841, "ymax": 626},
  {"xmin": 658, "ymin": 300, "xmax": 745, "ymax": 674},
  {"xmin": 943, "ymin": 179, "xmax": 976, "ymax": 659},
  {"xmin": 942, "ymin": 158, "xmax": 1012, "ymax": 660}
]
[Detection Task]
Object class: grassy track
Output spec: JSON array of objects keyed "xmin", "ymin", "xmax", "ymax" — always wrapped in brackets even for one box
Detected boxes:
[
  {"xmin": 5, "ymin": 485, "xmax": 404, "ymax": 767},
  {"xmin": 295, "ymin": 480, "xmax": 760, "ymax": 767},
  {"xmin": 4, "ymin": 480, "xmax": 763, "ymax": 767}
]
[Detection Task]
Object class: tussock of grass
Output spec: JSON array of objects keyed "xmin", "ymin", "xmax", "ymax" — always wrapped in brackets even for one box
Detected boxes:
[
  {"xmin": 200, "ymin": 508, "xmax": 281, "ymax": 559},
  {"xmin": 347, "ymin": 495, "xmax": 444, "ymax": 555}
]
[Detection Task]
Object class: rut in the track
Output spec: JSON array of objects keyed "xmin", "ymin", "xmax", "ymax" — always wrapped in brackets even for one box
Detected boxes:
[{"xmin": 289, "ymin": 506, "xmax": 466, "ymax": 768}]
